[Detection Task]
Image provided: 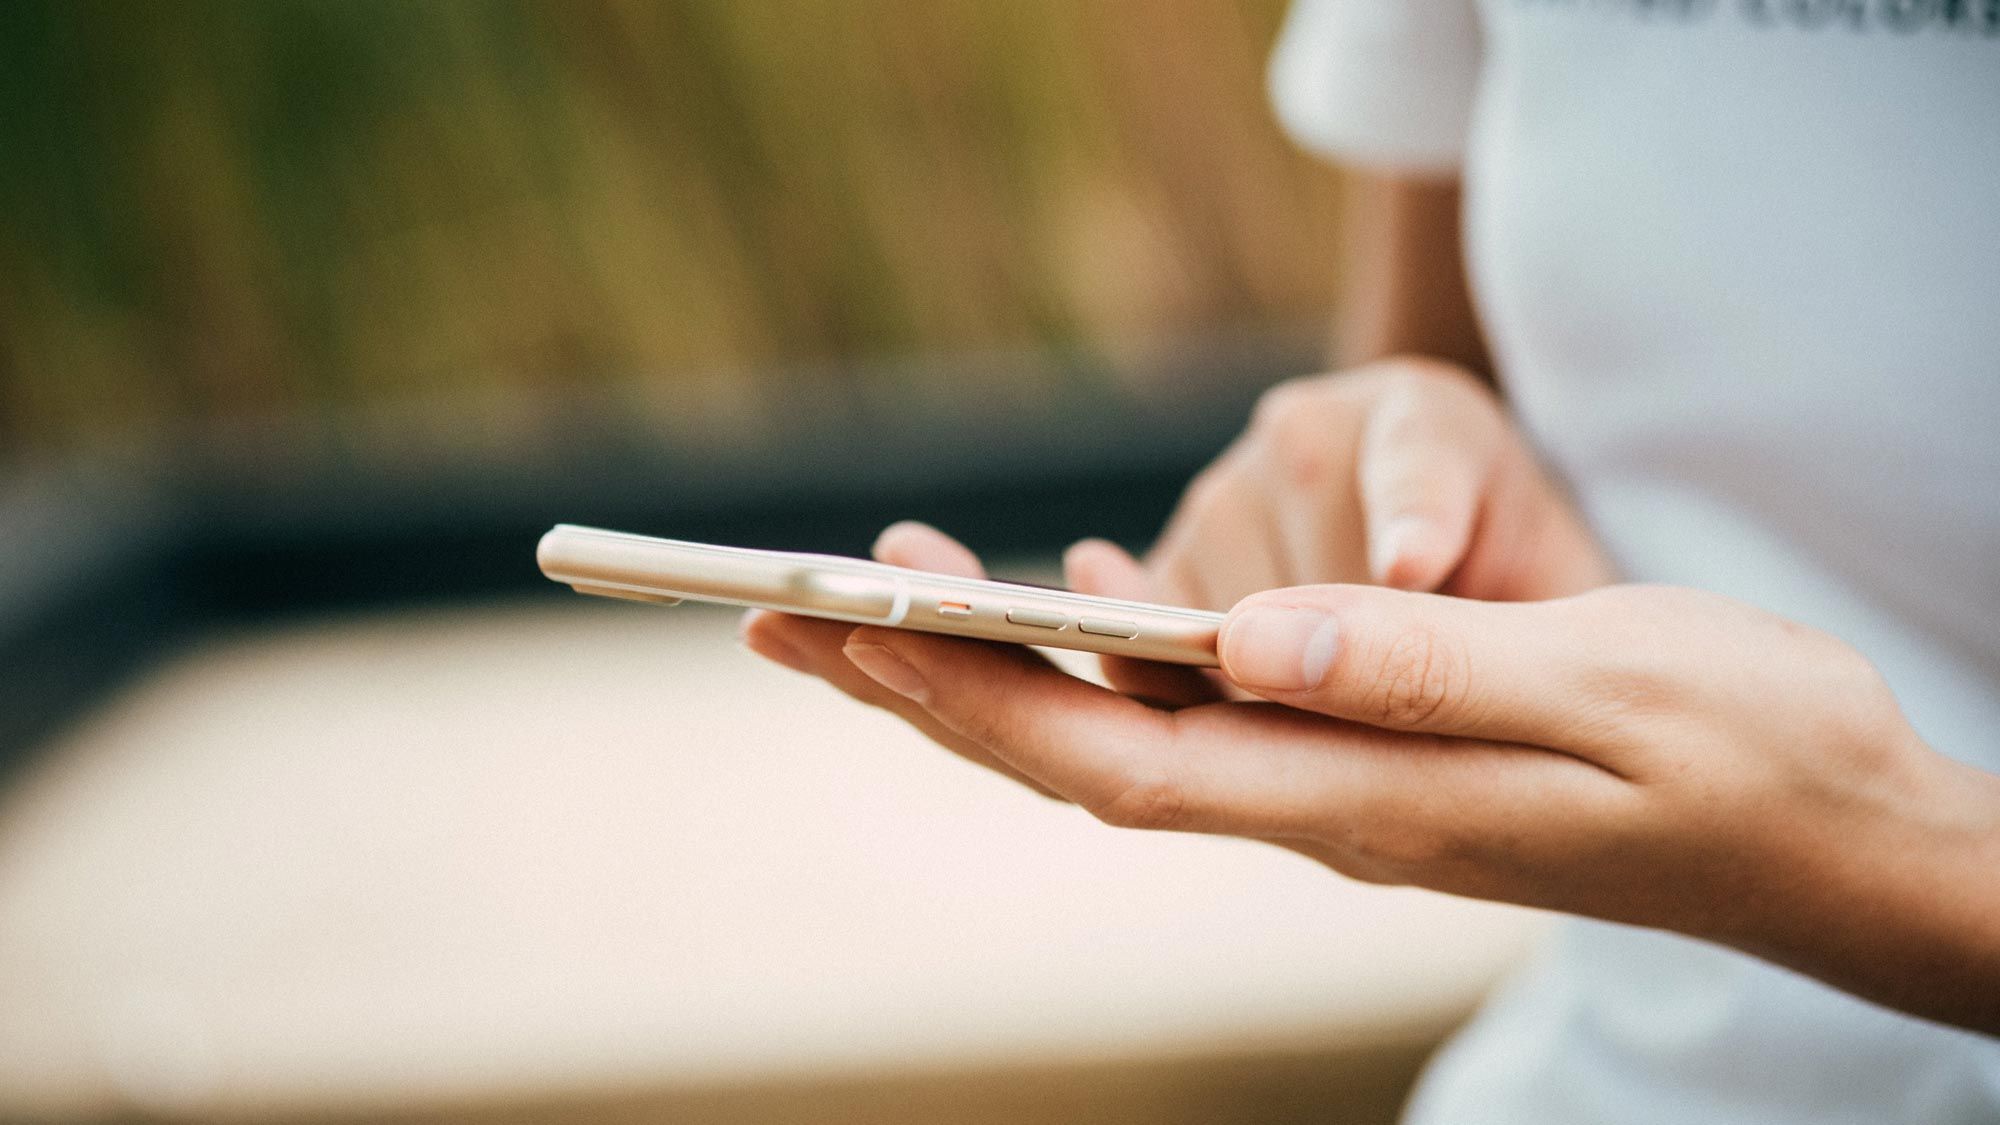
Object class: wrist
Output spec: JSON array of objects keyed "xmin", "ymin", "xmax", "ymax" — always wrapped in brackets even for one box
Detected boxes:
[
  {"xmin": 1746, "ymin": 735, "xmax": 2000, "ymax": 1031},
  {"xmin": 1910, "ymin": 754, "xmax": 2000, "ymax": 947}
]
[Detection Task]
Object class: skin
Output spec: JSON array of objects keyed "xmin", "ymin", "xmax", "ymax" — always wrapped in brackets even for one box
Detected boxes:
[
  {"xmin": 1333, "ymin": 175, "xmax": 1491, "ymax": 377},
  {"xmin": 742, "ymin": 173, "xmax": 2000, "ymax": 1033}
]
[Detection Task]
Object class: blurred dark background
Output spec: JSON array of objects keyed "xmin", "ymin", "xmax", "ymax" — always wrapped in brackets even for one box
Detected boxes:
[
  {"xmin": 0, "ymin": 9, "xmax": 1535, "ymax": 1125},
  {"xmin": 0, "ymin": 0, "xmax": 1346, "ymax": 761}
]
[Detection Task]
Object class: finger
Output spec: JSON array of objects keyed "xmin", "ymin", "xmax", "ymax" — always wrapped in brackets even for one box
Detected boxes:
[
  {"xmin": 739, "ymin": 607, "xmax": 823, "ymax": 674},
  {"xmin": 742, "ymin": 609, "xmax": 1063, "ymax": 797},
  {"xmin": 1260, "ymin": 441, "xmax": 1371, "ymax": 587},
  {"xmin": 844, "ymin": 625, "xmax": 1621, "ymax": 855},
  {"xmin": 1147, "ymin": 449, "xmax": 1287, "ymax": 609},
  {"xmin": 873, "ymin": 520, "xmax": 986, "ymax": 578},
  {"xmin": 1154, "ymin": 550, "xmax": 1215, "ymax": 612},
  {"xmin": 1450, "ymin": 448, "xmax": 1618, "ymax": 602},
  {"xmin": 742, "ymin": 609, "xmax": 933, "ymax": 716},
  {"xmin": 846, "ymin": 623, "xmax": 1326, "ymax": 837},
  {"xmin": 1245, "ymin": 381, "xmax": 1373, "ymax": 587},
  {"xmin": 1355, "ymin": 373, "xmax": 1500, "ymax": 591},
  {"xmin": 1217, "ymin": 584, "xmax": 1631, "ymax": 763},
  {"xmin": 1063, "ymin": 538, "xmax": 1225, "ymax": 708}
]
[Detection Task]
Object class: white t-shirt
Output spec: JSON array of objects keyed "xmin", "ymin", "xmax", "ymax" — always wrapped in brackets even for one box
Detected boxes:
[{"xmin": 1270, "ymin": 2, "xmax": 2000, "ymax": 1122}]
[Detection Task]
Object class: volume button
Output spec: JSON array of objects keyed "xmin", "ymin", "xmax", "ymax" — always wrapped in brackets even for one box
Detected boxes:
[
  {"xmin": 1005, "ymin": 608, "xmax": 1069, "ymax": 630},
  {"xmin": 1077, "ymin": 617, "xmax": 1139, "ymax": 639}
]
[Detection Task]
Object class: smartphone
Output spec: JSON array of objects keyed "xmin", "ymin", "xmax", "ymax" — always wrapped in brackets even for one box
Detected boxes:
[{"xmin": 536, "ymin": 524, "xmax": 1223, "ymax": 666}]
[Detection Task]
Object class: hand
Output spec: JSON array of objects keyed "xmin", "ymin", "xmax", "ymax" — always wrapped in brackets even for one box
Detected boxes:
[
  {"xmin": 1005, "ymin": 356, "xmax": 1622, "ymax": 714},
  {"xmin": 742, "ymin": 356, "xmax": 1616, "ymax": 770},
  {"xmin": 758, "ymin": 569, "xmax": 2000, "ymax": 1032},
  {"xmin": 1139, "ymin": 356, "xmax": 1612, "ymax": 608}
]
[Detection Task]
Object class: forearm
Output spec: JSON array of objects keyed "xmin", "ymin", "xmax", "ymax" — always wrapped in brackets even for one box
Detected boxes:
[{"xmin": 1335, "ymin": 171, "xmax": 1492, "ymax": 378}]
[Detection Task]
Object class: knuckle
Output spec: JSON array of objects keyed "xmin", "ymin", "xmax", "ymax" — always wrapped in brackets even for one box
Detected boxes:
[
  {"xmin": 1809, "ymin": 631, "xmax": 1884, "ymax": 698},
  {"xmin": 936, "ymin": 683, "xmax": 1036, "ymax": 753},
  {"xmin": 1358, "ymin": 625, "xmax": 1466, "ymax": 729},
  {"xmin": 1087, "ymin": 770, "xmax": 1189, "ymax": 832},
  {"xmin": 1250, "ymin": 376, "xmax": 1319, "ymax": 431},
  {"xmin": 1372, "ymin": 821, "xmax": 1460, "ymax": 874},
  {"xmin": 1368, "ymin": 361, "xmax": 1495, "ymax": 446},
  {"xmin": 1797, "ymin": 632, "xmax": 1903, "ymax": 755},
  {"xmin": 1559, "ymin": 589, "xmax": 1684, "ymax": 716},
  {"xmin": 1179, "ymin": 462, "xmax": 1233, "ymax": 515},
  {"xmin": 1335, "ymin": 860, "xmax": 1410, "ymax": 887},
  {"xmin": 1254, "ymin": 382, "xmax": 1341, "ymax": 486},
  {"xmin": 1578, "ymin": 662, "xmax": 1676, "ymax": 735},
  {"xmin": 1376, "ymin": 368, "xmax": 1432, "ymax": 414},
  {"xmin": 951, "ymin": 707, "xmax": 1015, "ymax": 754},
  {"xmin": 1338, "ymin": 803, "xmax": 1468, "ymax": 883},
  {"xmin": 1380, "ymin": 354, "xmax": 1482, "ymax": 399}
]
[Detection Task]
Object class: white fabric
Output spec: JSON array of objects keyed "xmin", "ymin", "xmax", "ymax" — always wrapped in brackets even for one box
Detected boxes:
[
  {"xmin": 1267, "ymin": 0, "xmax": 1481, "ymax": 175},
  {"xmin": 1270, "ymin": 2, "xmax": 2000, "ymax": 1122}
]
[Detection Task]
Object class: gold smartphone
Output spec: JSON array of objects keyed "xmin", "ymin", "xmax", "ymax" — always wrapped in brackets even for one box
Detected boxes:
[{"xmin": 537, "ymin": 524, "xmax": 1222, "ymax": 666}]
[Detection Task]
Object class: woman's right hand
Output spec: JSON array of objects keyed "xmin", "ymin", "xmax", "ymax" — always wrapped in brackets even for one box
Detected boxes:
[
  {"xmin": 1049, "ymin": 355, "xmax": 1614, "ymax": 707},
  {"xmin": 1118, "ymin": 355, "xmax": 1612, "ymax": 611}
]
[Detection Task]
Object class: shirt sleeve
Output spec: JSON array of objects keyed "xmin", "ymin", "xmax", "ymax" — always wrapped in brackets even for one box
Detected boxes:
[{"xmin": 1267, "ymin": 0, "xmax": 1482, "ymax": 176}]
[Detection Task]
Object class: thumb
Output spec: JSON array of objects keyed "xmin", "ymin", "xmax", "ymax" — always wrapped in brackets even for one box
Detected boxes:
[{"xmin": 1218, "ymin": 584, "xmax": 1607, "ymax": 750}]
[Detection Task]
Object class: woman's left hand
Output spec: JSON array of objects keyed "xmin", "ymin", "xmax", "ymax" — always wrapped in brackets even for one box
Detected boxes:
[{"xmin": 804, "ymin": 570, "xmax": 2000, "ymax": 1032}]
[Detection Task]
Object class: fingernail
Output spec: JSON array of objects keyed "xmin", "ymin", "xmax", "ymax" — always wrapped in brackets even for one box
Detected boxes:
[
  {"xmin": 844, "ymin": 642, "xmax": 929, "ymax": 701},
  {"xmin": 1222, "ymin": 606, "xmax": 1339, "ymax": 691},
  {"xmin": 1369, "ymin": 517, "xmax": 1427, "ymax": 583}
]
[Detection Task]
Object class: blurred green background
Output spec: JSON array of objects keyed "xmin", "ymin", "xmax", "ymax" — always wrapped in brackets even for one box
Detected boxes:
[
  {"xmin": 0, "ymin": 12, "xmax": 1533, "ymax": 1124},
  {"xmin": 0, "ymin": 0, "xmax": 1341, "ymax": 468}
]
